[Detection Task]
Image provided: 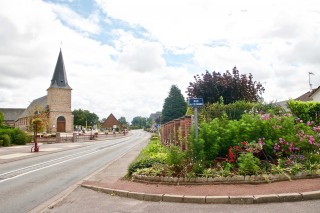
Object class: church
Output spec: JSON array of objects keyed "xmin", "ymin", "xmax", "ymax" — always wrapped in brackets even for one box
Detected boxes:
[{"xmin": 0, "ymin": 49, "xmax": 73, "ymax": 133}]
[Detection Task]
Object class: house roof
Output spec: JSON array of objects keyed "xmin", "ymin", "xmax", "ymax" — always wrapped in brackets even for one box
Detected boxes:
[
  {"xmin": 49, "ymin": 49, "xmax": 72, "ymax": 89},
  {"xmin": 18, "ymin": 95, "xmax": 48, "ymax": 119},
  {"xmin": 295, "ymin": 86, "xmax": 320, "ymax": 101},
  {"xmin": 102, "ymin": 113, "xmax": 120, "ymax": 128},
  {"xmin": 149, "ymin": 112, "xmax": 161, "ymax": 121},
  {"xmin": 0, "ymin": 108, "xmax": 26, "ymax": 121}
]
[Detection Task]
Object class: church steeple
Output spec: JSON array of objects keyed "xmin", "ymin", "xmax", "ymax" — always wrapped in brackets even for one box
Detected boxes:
[{"xmin": 49, "ymin": 49, "xmax": 72, "ymax": 89}]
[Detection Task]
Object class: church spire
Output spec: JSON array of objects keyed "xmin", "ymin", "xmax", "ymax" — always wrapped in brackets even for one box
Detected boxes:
[{"xmin": 49, "ymin": 49, "xmax": 72, "ymax": 89}]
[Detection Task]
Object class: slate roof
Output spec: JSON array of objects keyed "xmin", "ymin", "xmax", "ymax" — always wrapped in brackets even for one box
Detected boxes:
[
  {"xmin": 0, "ymin": 108, "xmax": 26, "ymax": 121},
  {"xmin": 18, "ymin": 95, "xmax": 48, "ymax": 119},
  {"xmin": 49, "ymin": 49, "xmax": 72, "ymax": 89},
  {"xmin": 149, "ymin": 112, "xmax": 161, "ymax": 121}
]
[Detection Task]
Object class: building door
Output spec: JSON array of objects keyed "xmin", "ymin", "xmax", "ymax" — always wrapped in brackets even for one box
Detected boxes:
[{"xmin": 57, "ymin": 116, "xmax": 66, "ymax": 132}]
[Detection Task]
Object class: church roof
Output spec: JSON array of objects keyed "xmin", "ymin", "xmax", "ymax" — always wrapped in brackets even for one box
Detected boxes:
[
  {"xmin": 49, "ymin": 49, "xmax": 72, "ymax": 89},
  {"xmin": 0, "ymin": 108, "xmax": 26, "ymax": 121},
  {"xmin": 18, "ymin": 96, "xmax": 48, "ymax": 119}
]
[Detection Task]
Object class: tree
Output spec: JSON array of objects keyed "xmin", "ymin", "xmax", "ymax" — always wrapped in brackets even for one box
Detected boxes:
[
  {"xmin": 118, "ymin": 116, "xmax": 129, "ymax": 129},
  {"xmin": 0, "ymin": 112, "xmax": 4, "ymax": 126},
  {"xmin": 161, "ymin": 85, "xmax": 187, "ymax": 124},
  {"xmin": 131, "ymin": 116, "xmax": 147, "ymax": 128},
  {"xmin": 187, "ymin": 67, "xmax": 265, "ymax": 105},
  {"xmin": 73, "ymin": 109, "xmax": 99, "ymax": 127}
]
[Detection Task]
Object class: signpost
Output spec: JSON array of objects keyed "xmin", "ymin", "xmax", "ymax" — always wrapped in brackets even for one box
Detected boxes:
[{"xmin": 188, "ymin": 98, "xmax": 204, "ymax": 141}]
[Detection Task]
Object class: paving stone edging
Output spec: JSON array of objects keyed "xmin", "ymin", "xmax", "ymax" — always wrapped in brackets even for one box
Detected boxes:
[
  {"xmin": 81, "ymin": 184, "xmax": 320, "ymax": 204},
  {"xmin": 131, "ymin": 170, "xmax": 320, "ymax": 185}
]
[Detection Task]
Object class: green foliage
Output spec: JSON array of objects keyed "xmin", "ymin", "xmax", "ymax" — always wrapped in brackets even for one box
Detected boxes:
[
  {"xmin": 10, "ymin": 129, "xmax": 28, "ymax": 145},
  {"xmin": 199, "ymin": 100, "xmax": 283, "ymax": 123},
  {"xmin": 0, "ymin": 134, "xmax": 11, "ymax": 146},
  {"xmin": 0, "ymin": 128, "xmax": 29, "ymax": 145},
  {"xmin": 0, "ymin": 112, "xmax": 4, "ymax": 126},
  {"xmin": 287, "ymin": 99, "xmax": 320, "ymax": 123},
  {"xmin": 161, "ymin": 85, "xmax": 187, "ymax": 124},
  {"xmin": 128, "ymin": 158, "xmax": 163, "ymax": 176},
  {"xmin": 118, "ymin": 116, "xmax": 128, "ymax": 129},
  {"xmin": 237, "ymin": 153, "xmax": 261, "ymax": 175},
  {"xmin": 73, "ymin": 109, "xmax": 99, "ymax": 127},
  {"xmin": 187, "ymin": 67, "xmax": 265, "ymax": 105},
  {"xmin": 166, "ymin": 144, "xmax": 186, "ymax": 169},
  {"xmin": 130, "ymin": 106, "xmax": 320, "ymax": 178},
  {"xmin": 131, "ymin": 116, "xmax": 151, "ymax": 128},
  {"xmin": 193, "ymin": 110, "xmax": 320, "ymax": 161},
  {"xmin": 128, "ymin": 138, "xmax": 167, "ymax": 176},
  {"xmin": 133, "ymin": 163, "xmax": 174, "ymax": 177}
]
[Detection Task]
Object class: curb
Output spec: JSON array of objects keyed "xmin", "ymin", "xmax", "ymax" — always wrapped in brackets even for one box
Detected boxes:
[{"xmin": 81, "ymin": 184, "xmax": 320, "ymax": 204}]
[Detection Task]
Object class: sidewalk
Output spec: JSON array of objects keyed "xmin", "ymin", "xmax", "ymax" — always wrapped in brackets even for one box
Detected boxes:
[{"xmin": 80, "ymin": 141, "xmax": 320, "ymax": 204}]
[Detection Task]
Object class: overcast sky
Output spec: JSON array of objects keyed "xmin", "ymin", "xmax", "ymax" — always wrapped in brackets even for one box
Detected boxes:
[{"xmin": 0, "ymin": 0, "xmax": 320, "ymax": 123}]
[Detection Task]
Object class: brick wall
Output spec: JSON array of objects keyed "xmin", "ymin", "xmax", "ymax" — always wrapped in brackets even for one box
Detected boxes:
[{"xmin": 160, "ymin": 115, "xmax": 192, "ymax": 150}]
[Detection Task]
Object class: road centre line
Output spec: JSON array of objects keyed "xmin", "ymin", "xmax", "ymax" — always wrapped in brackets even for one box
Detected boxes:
[{"xmin": 0, "ymin": 139, "xmax": 133, "ymax": 183}]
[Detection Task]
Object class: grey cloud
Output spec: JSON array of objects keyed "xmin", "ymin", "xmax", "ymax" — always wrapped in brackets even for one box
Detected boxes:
[{"xmin": 118, "ymin": 42, "xmax": 166, "ymax": 73}]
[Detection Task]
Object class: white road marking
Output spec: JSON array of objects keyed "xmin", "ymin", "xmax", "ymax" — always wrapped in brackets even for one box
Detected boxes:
[
  {"xmin": 40, "ymin": 148, "xmax": 62, "ymax": 152},
  {"xmin": 0, "ymin": 153, "xmax": 33, "ymax": 159},
  {"xmin": 6, "ymin": 146, "xmax": 31, "ymax": 149},
  {"xmin": 62, "ymin": 145, "xmax": 82, "ymax": 148}
]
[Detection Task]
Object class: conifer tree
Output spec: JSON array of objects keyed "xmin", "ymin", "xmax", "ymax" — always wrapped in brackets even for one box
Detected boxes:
[{"xmin": 161, "ymin": 85, "xmax": 187, "ymax": 124}]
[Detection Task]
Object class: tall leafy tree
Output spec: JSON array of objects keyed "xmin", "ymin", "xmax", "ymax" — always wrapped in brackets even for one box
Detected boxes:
[
  {"xmin": 161, "ymin": 85, "xmax": 187, "ymax": 124},
  {"xmin": 118, "ymin": 116, "xmax": 129, "ymax": 129},
  {"xmin": 73, "ymin": 109, "xmax": 99, "ymax": 127},
  {"xmin": 131, "ymin": 116, "xmax": 147, "ymax": 128},
  {"xmin": 187, "ymin": 67, "xmax": 265, "ymax": 104}
]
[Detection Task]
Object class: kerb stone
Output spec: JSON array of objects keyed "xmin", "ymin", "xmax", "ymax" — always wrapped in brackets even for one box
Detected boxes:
[{"xmin": 206, "ymin": 196, "xmax": 230, "ymax": 204}]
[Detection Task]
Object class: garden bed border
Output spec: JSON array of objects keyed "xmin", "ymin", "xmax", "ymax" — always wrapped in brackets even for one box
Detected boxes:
[{"xmin": 132, "ymin": 170, "xmax": 320, "ymax": 185}]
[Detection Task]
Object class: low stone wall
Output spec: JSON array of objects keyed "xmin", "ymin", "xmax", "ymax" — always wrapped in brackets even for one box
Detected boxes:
[{"xmin": 132, "ymin": 170, "xmax": 320, "ymax": 185}]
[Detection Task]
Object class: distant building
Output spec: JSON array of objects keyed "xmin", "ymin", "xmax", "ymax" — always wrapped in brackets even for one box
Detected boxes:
[
  {"xmin": 101, "ymin": 113, "xmax": 120, "ymax": 129},
  {"xmin": 149, "ymin": 111, "xmax": 161, "ymax": 123},
  {"xmin": 0, "ymin": 49, "xmax": 73, "ymax": 133},
  {"xmin": 276, "ymin": 86, "xmax": 320, "ymax": 110},
  {"xmin": 0, "ymin": 108, "xmax": 25, "ymax": 127}
]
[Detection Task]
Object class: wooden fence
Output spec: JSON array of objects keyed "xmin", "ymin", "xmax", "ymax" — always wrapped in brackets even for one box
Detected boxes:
[{"xmin": 160, "ymin": 115, "xmax": 192, "ymax": 150}]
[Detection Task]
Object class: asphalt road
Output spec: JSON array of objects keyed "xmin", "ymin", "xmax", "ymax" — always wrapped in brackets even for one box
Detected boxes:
[{"xmin": 0, "ymin": 130, "xmax": 150, "ymax": 213}]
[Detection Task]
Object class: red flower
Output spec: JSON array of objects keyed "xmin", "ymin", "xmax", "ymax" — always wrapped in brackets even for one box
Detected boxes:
[{"xmin": 241, "ymin": 141, "xmax": 247, "ymax": 146}]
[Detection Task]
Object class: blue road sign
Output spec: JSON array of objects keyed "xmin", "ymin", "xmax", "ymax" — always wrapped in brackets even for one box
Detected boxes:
[{"xmin": 188, "ymin": 98, "xmax": 204, "ymax": 107}]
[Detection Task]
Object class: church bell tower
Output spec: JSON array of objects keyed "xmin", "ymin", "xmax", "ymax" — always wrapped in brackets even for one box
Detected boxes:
[{"xmin": 47, "ymin": 49, "xmax": 73, "ymax": 133}]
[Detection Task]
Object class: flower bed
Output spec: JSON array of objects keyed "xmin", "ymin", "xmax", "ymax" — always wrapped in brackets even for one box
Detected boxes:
[{"xmin": 128, "ymin": 104, "xmax": 320, "ymax": 183}]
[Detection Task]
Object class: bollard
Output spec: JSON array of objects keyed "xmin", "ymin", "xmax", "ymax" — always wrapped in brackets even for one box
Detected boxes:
[{"xmin": 56, "ymin": 132, "xmax": 61, "ymax": 143}]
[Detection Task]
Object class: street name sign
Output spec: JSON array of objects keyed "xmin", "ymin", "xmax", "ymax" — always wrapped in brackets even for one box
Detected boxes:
[{"xmin": 188, "ymin": 98, "xmax": 204, "ymax": 107}]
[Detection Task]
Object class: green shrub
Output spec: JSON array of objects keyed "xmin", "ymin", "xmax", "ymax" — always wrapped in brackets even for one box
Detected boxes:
[
  {"xmin": 287, "ymin": 99, "xmax": 320, "ymax": 123},
  {"xmin": 133, "ymin": 163, "xmax": 174, "ymax": 177},
  {"xmin": 167, "ymin": 144, "xmax": 186, "ymax": 168},
  {"xmin": 128, "ymin": 157, "xmax": 164, "ymax": 176},
  {"xmin": 0, "ymin": 128, "xmax": 28, "ymax": 145},
  {"xmin": 0, "ymin": 134, "xmax": 11, "ymax": 146},
  {"xmin": 237, "ymin": 153, "xmax": 261, "ymax": 175},
  {"xmin": 11, "ymin": 129, "xmax": 28, "ymax": 145}
]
